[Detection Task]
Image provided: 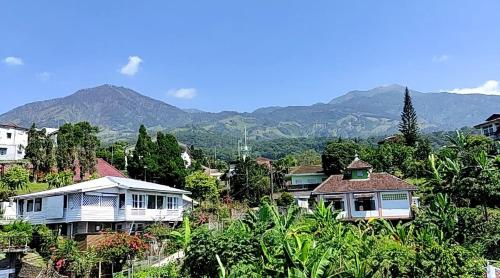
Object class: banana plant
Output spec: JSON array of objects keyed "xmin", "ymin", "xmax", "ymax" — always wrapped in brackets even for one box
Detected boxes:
[{"xmin": 170, "ymin": 215, "xmax": 191, "ymax": 252}]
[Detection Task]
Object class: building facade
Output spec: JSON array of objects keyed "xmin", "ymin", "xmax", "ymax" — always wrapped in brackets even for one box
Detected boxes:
[
  {"xmin": 312, "ymin": 156, "xmax": 417, "ymax": 220},
  {"xmin": 14, "ymin": 177, "xmax": 191, "ymax": 236},
  {"xmin": 285, "ymin": 165, "xmax": 327, "ymax": 209},
  {"xmin": 474, "ymin": 114, "xmax": 500, "ymax": 141},
  {"xmin": 0, "ymin": 124, "xmax": 28, "ymax": 161}
]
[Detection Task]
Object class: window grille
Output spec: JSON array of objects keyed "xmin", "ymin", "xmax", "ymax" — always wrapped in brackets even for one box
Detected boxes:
[
  {"xmin": 83, "ymin": 195, "xmax": 100, "ymax": 206},
  {"xmin": 101, "ymin": 196, "xmax": 116, "ymax": 207},
  {"xmin": 381, "ymin": 193, "xmax": 407, "ymax": 201},
  {"xmin": 69, "ymin": 193, "xmax": 81, "ymax": 209}
]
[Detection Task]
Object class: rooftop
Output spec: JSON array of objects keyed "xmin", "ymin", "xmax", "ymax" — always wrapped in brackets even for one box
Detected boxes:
[
  {"xmin": 474, "ymin": 113, "xmax": 500, "ymax": 128},
  {"xmin": 346, "ymin": 155, "xmax": 372, "ymax": 170},
  {"xmin": 312, "ymin": 172, "xmax": 416, "ymax": 194},
  {"xmin": 15, "ymin": 176, "xmax": 190, "ymax": 199},
  {"xmin": 289, "ymin": 165, "xmax": 324, "ymax": 175}
]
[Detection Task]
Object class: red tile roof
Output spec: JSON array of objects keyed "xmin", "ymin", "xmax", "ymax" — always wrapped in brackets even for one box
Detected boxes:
[
  {"xmin": 312, "ymin": 172, "xmax": 416, "ymax": 193},
  {"xmin": 74, "ymin": 158, "xmax": 126, "ymax": 182},
  {"xmin": 346, "ymin": 159, "xmax": 372, "ymax": 170}
]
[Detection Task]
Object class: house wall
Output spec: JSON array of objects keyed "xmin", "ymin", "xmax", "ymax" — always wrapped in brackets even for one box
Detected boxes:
[
  {"xmin": 350, "ymin": 169, "xmax": 369, "ymax": 179},
  {"xmin": 380, "ymin": 191, "xmax": 412, "ymax": 218},
  {"xmin": 291, "ymin": 174, "xmax": 326, "ymax": 186},
  {"xmin": 348, "ymin": 193, "xmax": 379, "ymax": 218},
  {"xmin": 0, "ymin": 127, "xmax": 28, "ymax": 161},
  {"xmin": 315, "ymin": 190, "xmax": 412, "ymax": 220}
]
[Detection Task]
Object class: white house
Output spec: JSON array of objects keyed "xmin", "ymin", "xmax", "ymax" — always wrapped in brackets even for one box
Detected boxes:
[
  {"xmin": 14, "ymin": 176, "xmax": 191, "ymax": 236},
  {"xmin": 474, "ymin": 113, "xmax": 500, "ymax": 141},
  {"xmin": 312, "ymin": 156, "xmax": 417, "ymax": 220},
  {"xmin": 0, "ymin": 124, "xmax": 29, "ymax": 161}
]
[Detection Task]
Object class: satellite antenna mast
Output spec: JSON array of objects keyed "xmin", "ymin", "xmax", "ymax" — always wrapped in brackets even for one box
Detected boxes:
[
  {"xmin": 237, "ymin": 140, "xmax": 241, "ymax": 159},
  {"xmin": 242, "ymin": 126, "xmax": 250, "ymax": 161}
]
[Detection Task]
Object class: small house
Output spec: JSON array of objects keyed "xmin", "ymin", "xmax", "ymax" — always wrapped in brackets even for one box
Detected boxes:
[
  {"xmin": 312, "ymin": 155, "xmax": 417, "ymax": 220},
  {"xmin": 285, "ymin": 165, "xmax": 327, "ymax": 209},
  {"xmin": 474, "ymin": 114, "xmax": 500, "ymax": 141},
  {"xmin": 14, "ymin": 176, "xmax": 191, "ymax": 236}
]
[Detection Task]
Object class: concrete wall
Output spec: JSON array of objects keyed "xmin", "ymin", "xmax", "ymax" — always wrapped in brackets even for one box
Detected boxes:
[{"xmin": 0, "ymin": 127, "xmax": 28, "ymax": 161}]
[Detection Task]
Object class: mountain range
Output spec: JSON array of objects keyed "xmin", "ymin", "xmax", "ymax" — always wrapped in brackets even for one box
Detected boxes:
[{"xmin": 1, "ymin": 84, "xmax": 498, "ymax": 143}]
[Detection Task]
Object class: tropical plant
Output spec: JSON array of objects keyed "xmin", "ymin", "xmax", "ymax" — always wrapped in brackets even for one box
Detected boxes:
[{"xmin": 1, "ymin": 165, "xmax": 29, "ymax": 191}]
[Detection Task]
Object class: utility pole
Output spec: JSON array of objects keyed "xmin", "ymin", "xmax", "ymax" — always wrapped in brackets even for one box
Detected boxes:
[{"xmin": 270, "ymin": 162, "xmax": 274, "ymax": 203}]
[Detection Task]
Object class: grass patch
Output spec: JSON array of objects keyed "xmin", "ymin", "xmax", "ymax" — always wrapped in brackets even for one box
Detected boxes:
[{"xmin": 16, "ymin": 183, "xmax": 49, "ymax": 195}]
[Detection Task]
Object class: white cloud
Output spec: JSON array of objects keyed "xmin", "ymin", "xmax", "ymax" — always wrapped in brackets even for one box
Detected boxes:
[
  {"xmin": 120, "ymin": 56, "xmax": 142, "ymax": 76},
  {"xmin": 432, "ymin": 54, "xmax": 449, "ymax": 63},
  {"xmin": 36, "ymin": 72, "xmax": 52, "ymax": 82},
  {"xmin": 168, "ymin": 88, "xmax": 197, "ymax": 99},
  {"xmin": 3, "ymin": 56, "xmax": 24, "ymax": 66},
  {"xmin": 446, "ymin": 80, "xmax": 500, "ymax": 95}
]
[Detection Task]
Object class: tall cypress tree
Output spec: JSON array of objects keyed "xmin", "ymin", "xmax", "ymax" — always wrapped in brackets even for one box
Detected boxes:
[
  {"xmin": 156, "ymin": 132, "xmax": 186, "ymax": 187},
  {"xmin": 25, "ymin": 124, "xmax": 53, "ymax": 181},
  {"xmin": 56, "ymin": 123, "xmax": 77, "ymax": 172},
  {"xmin": 127, "ymin": 125, "xmax": 157, "ymax": 181},
  {"xmin": 399, "ymin": 87, "xmax": 420, "ymax": 146},
  {"xmin": 74, "ymin": 122, "xmax": 99, "ymax": 180}
]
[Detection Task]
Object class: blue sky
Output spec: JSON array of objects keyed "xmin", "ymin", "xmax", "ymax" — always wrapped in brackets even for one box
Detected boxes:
[{"xmin": 1, "ymin": 1, "xmax": 500, "ymax": 114}]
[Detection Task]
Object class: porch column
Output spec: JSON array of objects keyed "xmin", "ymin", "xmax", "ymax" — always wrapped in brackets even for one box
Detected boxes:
[{"xmin": 377, "ymin": 192, "xmax": 382, "ymax": 218}]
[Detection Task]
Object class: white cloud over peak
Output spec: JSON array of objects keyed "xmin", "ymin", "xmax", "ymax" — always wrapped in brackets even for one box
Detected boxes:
[
  {"xmin": 446, "ymin": 80, "xmax": 500, "ymax": 95},
  {"xmin": 120, "ymin": 56, "xmax": 142, "ymax": 76},
  {"xmin": 3, "ymin": 56, "xmax": 24, "ymax": 66},
  {"xmin": 168, "ymin": 88, "xmax": 197, "ymax": 99},
  {"xmin": 432, "ymin": 54, "xmax": 449, "ymax": 63},
  {"xmin": 36, "ymin": 72, "xmax": 52, "ymax": 82}
]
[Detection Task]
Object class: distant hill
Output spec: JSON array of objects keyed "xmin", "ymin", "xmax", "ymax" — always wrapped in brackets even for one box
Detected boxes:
[{"xmin": 0, "ymin": 84, "xmax": 498, "ymax": 143}]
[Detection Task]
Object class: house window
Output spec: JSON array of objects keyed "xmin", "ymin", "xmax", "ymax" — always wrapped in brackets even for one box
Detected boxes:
[
  {"xmin": 167, "ymin": 197, "xmax": 179, "ymax": 209},
  {"xmin": 27, "ymin": 200, "xmax": 34, "ymax": 212},
  {"xmin": 119, "ymin": 194, "xmax": 125, "ymax": 209},
  {"xmin": 6, "ymin": 133, "xmax": 12, "ymax": 139},
  {"xmin": 116, "ymin": 224, "xmax": 123, "ymax": 231},
  {"xmin": 18, "ymin": 200, "xmax": 24, "ymax": 215},
  {"xmin": 34, "ymin": 198, "xmax": 42, "ymax": 212},
  {"xmin": 147, "ymin": 195, "xmax": 156, "ymax": 209},
  {"xmin": 356, "ymin": 170, "xmax": 364, "ymax": 177},
  {"xmin": 0, "ymin": 148, "xmax": 7, "ymax": 156},
  {"xmin": 156, "ymin": 196, "xmax": 165, "ymax": 209},
  {"xmin": 381, "ymin": 193, "xmax": 407, "ymax": 201},
  {"xmin": 354, "ymin": 197, "xmax": 376, "ymax": 211},
  {"xmin": 306, "ymin": 178, "xmax": 317, "ymax": 184},
  {"xmin": 332, "ymin": 199, "xmax": 344, "ymax": 210},
  {"xmin": 64, "ymin": 195, "xmax": 68, "ymax": 208},
  {"xmin": 132, "ymin": 194, "xmax": 145, "ymax": 209}
]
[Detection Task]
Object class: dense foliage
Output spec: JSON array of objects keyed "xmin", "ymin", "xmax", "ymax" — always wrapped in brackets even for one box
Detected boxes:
[
  {"xmin": 185, "ymin": 171, "xmax": 219, "ymax": 202},
  {"xmin": 185, "ymin": 200, "xmax": 487, "ymax": 278},
  {"xmin": 1, "ymin": 165, "xmax": 30, "ymax": 191},
  {"xmin": 25, "ymin": 124, "xmax": 54, "ymax": 181},
  {"xmin": 228, "ymin": 159, "xmax": 270, "ymax": 206},
  {"xmin": 56, "ymin": 122, "xmax": 100, "ymax": 179},
  {"xmin": 128, "ymin": 125, "xmax": 187, "ymax": 187}
]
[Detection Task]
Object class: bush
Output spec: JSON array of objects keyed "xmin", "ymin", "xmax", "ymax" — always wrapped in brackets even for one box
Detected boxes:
[
  {"xmin": 276, "ymin": 192, "xmax": 295, "ymax": 207},
  {"xmin": 183, "ymin": 228, "xmax": 259, "ymax": 277},
  {"xmin": 96, "ymin": 233, "xmax": 149, "ymax": 267},
  {"xmin": 2, "ymin": 166, "xmax": 29, "ymax": 191}
]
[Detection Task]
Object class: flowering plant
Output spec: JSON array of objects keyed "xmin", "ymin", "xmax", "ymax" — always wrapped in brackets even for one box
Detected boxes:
[{"xmin": 95, "ymin": 232, "xmax": 149, "ymax": 265}]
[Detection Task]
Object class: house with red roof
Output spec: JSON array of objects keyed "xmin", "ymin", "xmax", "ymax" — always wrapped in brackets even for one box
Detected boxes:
[
  {"xmin": 74, "ymin": 158, "xmax": 126, "ymax": 182},
  {"xmin": 312, "ymin": 155, "xmax": 417, "ymax": 220}
]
